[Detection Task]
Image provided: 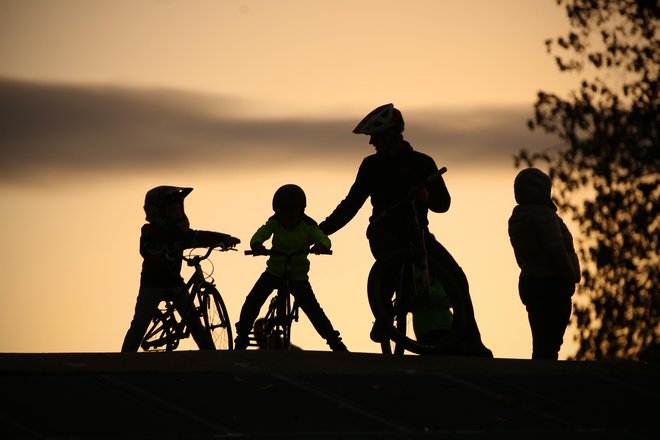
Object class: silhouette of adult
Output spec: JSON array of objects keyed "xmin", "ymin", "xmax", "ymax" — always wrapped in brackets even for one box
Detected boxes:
[{"xmin": 319, "ymin": 103, "xmax": 492, "ymax": 357}]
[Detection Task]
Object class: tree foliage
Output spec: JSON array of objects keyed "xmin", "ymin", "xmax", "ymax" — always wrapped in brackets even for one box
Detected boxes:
[{"xmin": 517, "ymin": 0, "xmax": 659, "ymax": 361}]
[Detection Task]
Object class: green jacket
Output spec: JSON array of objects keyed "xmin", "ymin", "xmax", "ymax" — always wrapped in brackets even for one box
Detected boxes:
[{"xmin": 251, "ymin": 214, "xmax": 331, "ymax": 281}]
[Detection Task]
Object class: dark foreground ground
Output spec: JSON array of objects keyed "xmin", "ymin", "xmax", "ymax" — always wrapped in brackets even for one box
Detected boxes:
[{"xmin": 0, "ymin": 350, "xmax": 658, "ymax": 439}]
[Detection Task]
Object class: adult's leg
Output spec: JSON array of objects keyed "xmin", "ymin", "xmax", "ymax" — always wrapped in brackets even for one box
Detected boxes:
[
  {"xmin": 234, "ymin": 272, "xmax": 279, "ymax": 347},
  {"xmin": 121, "ymin": 287, "xmax": 163, "ymax": 352}
]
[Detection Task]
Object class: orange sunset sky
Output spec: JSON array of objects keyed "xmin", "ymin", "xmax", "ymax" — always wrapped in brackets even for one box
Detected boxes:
[{"xmin": 0, "ymin": 0, "xmax": 583, "ymax": 358}]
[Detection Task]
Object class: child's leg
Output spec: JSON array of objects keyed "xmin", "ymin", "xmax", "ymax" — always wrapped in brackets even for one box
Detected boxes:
[
  {"xmin": 234, "ymin": 272, "xmax": 279, "ymax": 348},
  {"xmin": 170, "ymin": 285, "xmax": 215, "ymax": 350},
  {"xmin": 293, "ymin": 280, "xmax": 347, "ymax": 351},
  {"xmin": 121, "ymin": 286, "xmax": 163, "ymax": 352},
  {"xmin": 522, "ymin": 277, "xmax": 573, "ymax": 360},
  {"xmin": 538, "ymin": 280, "xmax": 573, "ymax": 359}
]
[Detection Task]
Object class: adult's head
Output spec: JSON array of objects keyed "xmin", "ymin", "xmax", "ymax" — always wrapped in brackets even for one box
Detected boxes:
[
  {"xmin": 353, "ymin": 103, "xmax": 405, "ymax": 156},
  {"xmin": 144, "ymin": 185, "xmax": 193, "ymax": 228}
]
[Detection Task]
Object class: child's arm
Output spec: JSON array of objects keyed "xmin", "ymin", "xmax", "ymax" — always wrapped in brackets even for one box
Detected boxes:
[
  {"xmin": 250, "ymin": 219, "xmax": 274, "ymax": 250},
  {"xmin": 190, "ymin": 230, "xmax": 240, "ymax": 249},
  {"xmin": 309, "ymin": 225, "xmax": 331, "ymax": 252},
  {"xmin": 537, "ymin": 211, "xmax": 579, "ymax": 282},
  {"xmin": 139, "ymin": 224, "xmax": 176, "ymax": 261}
]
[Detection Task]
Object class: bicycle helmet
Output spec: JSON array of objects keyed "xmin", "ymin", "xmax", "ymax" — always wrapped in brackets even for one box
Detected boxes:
[
  {"xmin": 272, "ymin": 184, "xmax": 306, "ymax": 213},
  {"xmin": 144, "ymin": 185, "xmax": 193, "ymax": 225},
  {"xmin": 353, "ymin": 103, "xmax": 405, "ymax": 134}
]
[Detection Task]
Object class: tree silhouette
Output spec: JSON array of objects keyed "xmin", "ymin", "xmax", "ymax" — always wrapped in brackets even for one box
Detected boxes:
[{"xmin": 517, "ymin": 0, "xmax": 658, "ymax": 361}]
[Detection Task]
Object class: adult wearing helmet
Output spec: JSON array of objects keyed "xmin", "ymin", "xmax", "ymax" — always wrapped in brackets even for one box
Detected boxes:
[{"xmin": 319, "ymin": 104, "xmax": 492, "ymax": 357}]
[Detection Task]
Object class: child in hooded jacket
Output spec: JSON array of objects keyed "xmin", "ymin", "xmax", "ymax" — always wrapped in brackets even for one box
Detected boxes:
[{"xmin": 508, "ymin": 168, "xmax": 581, "ymax": 360}]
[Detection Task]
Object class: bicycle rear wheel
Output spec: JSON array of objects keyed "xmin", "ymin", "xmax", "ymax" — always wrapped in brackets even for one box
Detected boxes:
[
  {"xmin": 200, "ymin": 285, "xmax": 233, "ymax": 350},
  {"xmin": 368, "ymin": 257, "xmax": 466, "ymax": 355}
]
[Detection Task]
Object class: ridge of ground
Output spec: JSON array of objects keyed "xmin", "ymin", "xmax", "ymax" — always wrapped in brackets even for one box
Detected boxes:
[{"xmin": 1, "ymin": 350, "xmax": 658, "ymax": 439}]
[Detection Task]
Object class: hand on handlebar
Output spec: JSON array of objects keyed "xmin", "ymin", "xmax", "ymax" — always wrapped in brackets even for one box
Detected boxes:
[
  {"xmin": 370, "ymin": 167, "xmax": 447, "ymax": 225},
  {"xmin": 411, "ymin": 167, "xmax": 446, "ymax": 202},
  {"xmin": 245, "ymin": 245, "xmax": 332, "ymax": 256},
  {"xmin": 309, "ymin": 243, "xmax": 330, "ymax": 255},
  {"xmin": 215, "ymin": 236, "xmax": 240, "ymax": 251},
  {"xmin": 412, "ymin": 185, "xmax": 429, "ymax": 203},
  {"xmin": 251, "ymin": 242, "xmax": 266, "ymax": 252}
]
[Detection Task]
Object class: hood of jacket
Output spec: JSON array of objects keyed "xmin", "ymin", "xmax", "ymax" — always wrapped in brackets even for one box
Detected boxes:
[{"xmin": 514, "ymin": 168, "xmax": 557, "ymax": 211}]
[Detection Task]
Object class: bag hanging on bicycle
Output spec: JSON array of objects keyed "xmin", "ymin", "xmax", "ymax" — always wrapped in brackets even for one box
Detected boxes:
[{"xmin": 411, "ymin": 264, "xmax": 453, "ymax": 341}]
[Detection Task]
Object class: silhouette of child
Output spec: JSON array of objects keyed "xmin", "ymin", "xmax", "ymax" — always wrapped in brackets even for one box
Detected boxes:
[
  {"xmin": 508, "ymin": 168, "xmax": 581, "ymax": 360},
  {"xmin": 121, "ymin": 186, "xmax": 240, "ymax": 352},
  {"xmin": 234, "ymin": 184, "xmax": 347, "ymax": 352}
]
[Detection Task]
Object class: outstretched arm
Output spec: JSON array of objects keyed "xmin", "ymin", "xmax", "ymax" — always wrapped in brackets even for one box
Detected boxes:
[
  {"xmin": 192, "ymin": 230, "xmax": 240, "ymax": 248},
  {"xmin": 319, "ymin": 162, "xmax": 370, "ymax": 235},
  {"xmin": 309, "ymin": 225, "xmax": 331, "ymax": 252},
  {"xmin": 250, "ymin": 219, "xmax": 274, "ymax": 250}
]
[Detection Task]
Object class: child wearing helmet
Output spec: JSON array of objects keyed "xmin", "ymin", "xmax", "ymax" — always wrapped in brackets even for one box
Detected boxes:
[
  {"xmin": 234, "ymin": 184, "xmax": 348, "ymax": 352},
  {"xmin": 121, "ymin": 185, "xmax": 240, "ymax": 352}
]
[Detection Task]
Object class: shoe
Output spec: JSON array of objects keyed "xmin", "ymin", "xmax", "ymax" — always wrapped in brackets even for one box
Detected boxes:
[
  {"xmin": 369, "ymin": 322, "xmax": 387, "ymax": 343},
  {"xmin": 234, "ymin": 336, "xmax": 249, "ymax": 350},
  {"xmin": 327, "ymin": 331, "xmax": 349, "ymax": 352},
  {"xmin": 329, "ymin": 339, "xmax": 348, "ymax": 352}
]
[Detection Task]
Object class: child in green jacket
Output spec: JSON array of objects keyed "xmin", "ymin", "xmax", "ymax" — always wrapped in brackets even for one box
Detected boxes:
[{"xmin": 234, "ymin": 184, "xmax": 347, "ymax": 351}]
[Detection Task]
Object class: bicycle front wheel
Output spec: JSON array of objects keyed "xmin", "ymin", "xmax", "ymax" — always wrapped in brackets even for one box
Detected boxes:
[
  {"xmin": 200, "ymin": 285, "xmax": 233, "ymax": 350},
  {"xmin": 368, "ymin": 257, "xmax": 466, "ymax": 355}
]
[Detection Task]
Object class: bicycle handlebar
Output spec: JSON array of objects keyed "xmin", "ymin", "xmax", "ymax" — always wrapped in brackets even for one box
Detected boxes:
[
  {"xmin": 184, "ymin": 243, "xmax": 236, "ymax": 265},
  {"xmin": 370, "ymin": 167, "xmax": 447, "ymax": 225},
  {"xmin": 244, "ymin": 248, "xmax": 333, "ymax": 257}
]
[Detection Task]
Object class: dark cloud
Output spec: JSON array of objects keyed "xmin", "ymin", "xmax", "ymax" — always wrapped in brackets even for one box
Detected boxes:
[{"xmin": 0, "ymin": 78, "xmax": 558, "ymax": 183}]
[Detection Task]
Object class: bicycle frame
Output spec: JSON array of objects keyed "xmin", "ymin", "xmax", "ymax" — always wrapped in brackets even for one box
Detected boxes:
[
  {"xmin": 245, "ymin": 247, "xmax": 331, "ymax": 350},
  {"xmin": 367, "ymin": 167, "xmax": 466, "ymax": 355},
  {"xmin": 371, "ymin": 168, "xmax": 447, "ymax": 305},
  {"xmin": 369, "ymin": 198, "xmax": 431, "ymax": 355},
  {"xmin": 140, "ymin": 244, "xmax": 234, "ymax": 351}
]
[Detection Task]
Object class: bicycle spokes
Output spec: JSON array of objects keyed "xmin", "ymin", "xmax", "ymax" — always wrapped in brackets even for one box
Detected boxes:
[
  {"xmin": 201, "ymin": 286, "xmax": 233, "ymax": 350},
  {"xmin": 141, "ymin": 303, "xmax": 182, "ymax": 351}
]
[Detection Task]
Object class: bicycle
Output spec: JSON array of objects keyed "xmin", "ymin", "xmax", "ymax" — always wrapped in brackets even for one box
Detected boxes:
[
  {"xmin": 140, "ymin": 244, "xmax": 235, "ymax": 351},
  {"xmin": 367, "ymin": 167, "xmax": 467, "ymax": 355},
  {"xmin": 243, "ymin": 247, "xmax": 332, "ymax": 350}
]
